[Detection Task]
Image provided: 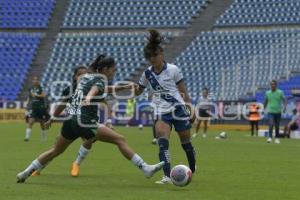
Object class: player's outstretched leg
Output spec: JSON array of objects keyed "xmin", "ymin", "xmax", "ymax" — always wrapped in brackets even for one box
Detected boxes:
[
  {"xmin": 17, "ymin": 135, "xmax": 73, "ymax": 183},
  {"xmin": 95, "ymin": 125, "xmax": 164, "ymax": 178}
]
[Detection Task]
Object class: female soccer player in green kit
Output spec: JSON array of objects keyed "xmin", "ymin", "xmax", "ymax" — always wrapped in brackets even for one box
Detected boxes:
[
  {"xmin": 17, "ymin": 55, "xmax": 164, "ymax": 183},
  {"xmin": 24, "ymin": 76, "xmax": 50, "ymax": 141}
]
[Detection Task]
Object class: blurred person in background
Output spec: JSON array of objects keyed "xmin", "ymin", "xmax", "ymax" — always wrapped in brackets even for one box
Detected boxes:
[{"xmin": 264, "ymin": 80, "xmax": 287, "ymax": 144}]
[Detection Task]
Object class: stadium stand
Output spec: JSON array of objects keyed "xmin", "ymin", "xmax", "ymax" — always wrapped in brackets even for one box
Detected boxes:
[
  {"xmin": 0, "ymin": 33, "xmax": 42, "ymax": 101},
  {"xmin": 215, "ymin": 0, "xmax": 300, "ymax": 27},
  {"xmin": 63, "ymin": 0, "xmax": 209, "ymax": 28},
  {"xmin": 174, "ymin": 28, "xmax": 300, "ymax": 101},
  {"xmin": 0, "ymin": 0, "xmax": 56, "ymax": 28},
  {"xmin": 6, "ymin": 0, "xmax": 300, "ymax": 103},
  {"xmin": 41, "ymin": 32, "xmax": 173, "ymax": 98}
]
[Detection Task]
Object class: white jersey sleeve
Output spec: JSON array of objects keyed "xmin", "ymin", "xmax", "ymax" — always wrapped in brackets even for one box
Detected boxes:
[
  {"xmin": 138, "ymin": 71, "xmax": 148, "ymax": 88},
  {"xmin": 173, "ymin": 66, "xmax": 184, "ymax": 84}
]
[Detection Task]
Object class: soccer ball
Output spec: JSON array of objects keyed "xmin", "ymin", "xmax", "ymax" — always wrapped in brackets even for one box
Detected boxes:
[
  {"xmin": 215, "ymin": 131, "xmax": 227, "ymax": 139},
  {"xmin": 170, "ymin": 165, "xmax": 192, "ymax": 187}
]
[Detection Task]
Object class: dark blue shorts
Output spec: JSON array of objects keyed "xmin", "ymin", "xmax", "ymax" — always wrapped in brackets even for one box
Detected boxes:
[{"xmin": 157, "ymin": 105, "xmax": 191, "ymax": 132}]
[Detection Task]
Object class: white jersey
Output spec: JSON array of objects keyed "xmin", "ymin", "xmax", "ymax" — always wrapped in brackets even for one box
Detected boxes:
[
  {"xmin": 198, "ymin": 96, "xmax": 212, "ymax": 110},
  {"xmin": 139, "ymin": 63, "xmax": 185, "ymax": 115}
]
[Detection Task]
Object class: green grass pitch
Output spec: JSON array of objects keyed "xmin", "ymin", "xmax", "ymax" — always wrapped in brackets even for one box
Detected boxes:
[{"xmin": 1, "ymin": 122, "xmax": 300, "ymax": 200}]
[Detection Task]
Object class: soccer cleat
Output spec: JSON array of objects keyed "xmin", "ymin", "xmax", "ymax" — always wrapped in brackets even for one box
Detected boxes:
[
  {"xmin": 274, "ymin": 138, "xmax": 280, "ymax": 144},
  {"xmin": 155, "ymin": 176, "xmax": 172, "ymax": 184},
  {"xmin": 202, "ymin": 134, "xmax": 207, "ymax": 138},
  {"xmin": 31, "ymin": 171, "xmax": 40, "ymax": 176},
  {"xmin": 24, "ymin": 138, "xmax": 29, "ymax": 142},
  {"xmin": 71, "ymin": 162, "xmax": 80, "ymax": 177},
  {"xmin": 142, "ymin": 161, "xmax": 165, "ymax": 179},
  {"xmin": 192, "ymin": 133, "xmax": 198, "ymax": 138},
  {"xmin": 267, "ymin": 138, "xmax": 272, "ymax": 143},
  {"xmin": 16, "ymin": 172, "xmax": 29, "ymax": 183}
]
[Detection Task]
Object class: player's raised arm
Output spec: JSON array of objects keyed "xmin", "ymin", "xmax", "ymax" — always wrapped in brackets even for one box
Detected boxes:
[
  {"xmin": 84, "ymin": 85, "xmax": 100, "ymax": 105},
  {"xmin": 52, "ymin": 88, "xmax": 72, "ymax": 118},
  {"xmin": 135, "ymin": 70, "xmax": 147, "ymax": 96},
  {"xmin": 134, "ymin": 84, "xmax": 145, "ymax": 96},
  {"xmin": 177, "ymin": 80, "xmax": 192, "ymax": 104},
  {"xmin": 106, "ymin": 83, "xmax": 137, "ymax": 93}
]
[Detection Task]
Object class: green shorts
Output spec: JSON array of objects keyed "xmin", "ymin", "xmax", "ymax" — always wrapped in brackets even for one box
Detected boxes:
[{"xmin": 61, "ymin": 119, "xmax": 97, "ymax": 141}]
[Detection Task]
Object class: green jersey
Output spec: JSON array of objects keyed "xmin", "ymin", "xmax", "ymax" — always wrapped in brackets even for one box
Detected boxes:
[
  {"xmin": 66, "ymin": 73, "xmax": 105, "ymax": 125},
  {"xmin": 265, "ymin": 89, "xmax": 285, "ymax": 114},
  {"xmin": 28, "ymin": 85, "xmax": 45, "ymax": 108}
]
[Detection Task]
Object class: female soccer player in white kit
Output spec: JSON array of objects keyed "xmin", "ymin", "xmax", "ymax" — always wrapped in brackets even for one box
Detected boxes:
[{"xmin": 135, "ymin": 30, "xmax": 196, "ymax": 184}]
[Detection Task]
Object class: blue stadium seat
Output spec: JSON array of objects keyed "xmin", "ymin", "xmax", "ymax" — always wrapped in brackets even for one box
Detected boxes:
[
  {"xmin": 41, "ymin": 32, "xmax": 173, "ymax": 99},
  {"xmin": 174, "ymin": 28, "xmax": 300, "ymax": 101},
  {"xmin": 0, "ymin": 33, "xmax": 42, "ymax": 101},
  {"xmin": 215, "ymin": 0, "xmax": 300, "ymax": 27},
  {"xmin": 63, "ymin": 0, "xmax": 209, "ymax": 28},
  {"xmin": 0, "ymin": 0, "xmax": 56, "ymax": 28}
]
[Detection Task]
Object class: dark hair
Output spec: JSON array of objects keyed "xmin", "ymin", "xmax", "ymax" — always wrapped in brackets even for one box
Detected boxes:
[
  {"xmin": 89, "ymin": 54, "xmax": 115, "ymax": 72},
  {"xmin": 271, "ymin": 80, "xmax": 277, "ymax": 85},
  {"xmin": 72, "ymin": 65, "xmax": 87, "ymax": 88},
  {"xmin": 144, "ymin": 29, "xmax": 163, "ymax": 59},
  {"xmin": 203, "ymin": 87, "xmax": 209, "ymax": 92}
]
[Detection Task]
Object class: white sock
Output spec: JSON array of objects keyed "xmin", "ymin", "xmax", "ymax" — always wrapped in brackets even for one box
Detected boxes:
[
  {"xmin": 23, "ymin": 159, "xmax": 43, "ymax": 176},
  {"xmin": 75, "ymin": 145, "xmax": 90, "ymax": 165},
  {"xmin": 25, "ymin": 128, "xmax": 31, "ymax": 139},
  {"xmin": 41, "ymin": 130, "xmax": 48, "ymax": 141},
  {"xmin": 36, "ymin": 160, "xmax": 51, "ymax": 173},
  {"xmin": 131, "ymin": 154, "xmax": 146, "ymax": 169}
]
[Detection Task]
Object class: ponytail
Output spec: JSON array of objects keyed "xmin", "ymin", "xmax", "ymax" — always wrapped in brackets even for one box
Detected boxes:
[
  {"xmin": 89, "ymin": 54, "xmax": 115, "ymax": 72},
  {"xmin": 144, "ymin": 29, "xmax": 164, "ymax": 59}
]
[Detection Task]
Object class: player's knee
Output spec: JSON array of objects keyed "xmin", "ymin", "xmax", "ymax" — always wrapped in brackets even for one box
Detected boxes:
[
  {"xmin": 83, "ymin": 141, "xmax": 93, "ymax": 149},
  {"xmin": 116, "ymin": 135, "xmax": 126, "ymax": 145},
  {"xmin": 156, "ymin": 130, "xmax": 168, "ymax": 138}
]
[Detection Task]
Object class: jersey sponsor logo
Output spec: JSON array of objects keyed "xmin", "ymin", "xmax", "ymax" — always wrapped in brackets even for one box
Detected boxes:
[
  {"xmin": 68, "ymin": 89, "xmax": 84, "ymax": 115},
  {"xmin": 145, "ymin": 69, "xmax": 179, "ymax": 104}
]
